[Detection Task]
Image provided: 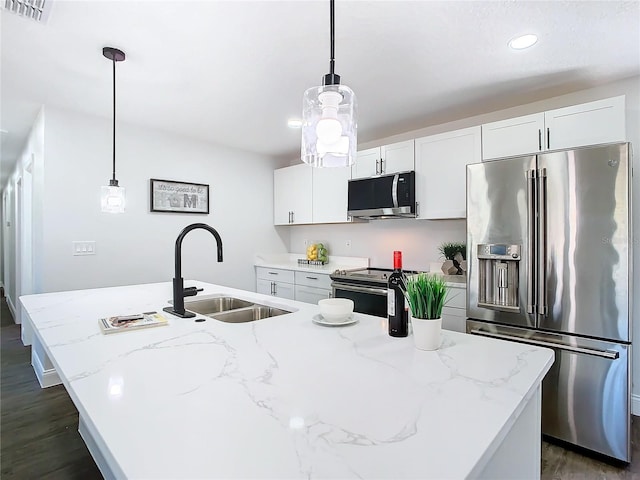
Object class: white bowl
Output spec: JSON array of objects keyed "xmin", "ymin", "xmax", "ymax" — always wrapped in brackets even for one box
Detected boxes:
[{"xmin": 318, "ymin": 298, "xmax": 354, "ymax": 322}]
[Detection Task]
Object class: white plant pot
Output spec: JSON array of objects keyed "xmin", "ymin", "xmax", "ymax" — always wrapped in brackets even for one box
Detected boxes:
[{"xmin": 410, "ymin": 315, "xmax": 442, "ymax": 351}]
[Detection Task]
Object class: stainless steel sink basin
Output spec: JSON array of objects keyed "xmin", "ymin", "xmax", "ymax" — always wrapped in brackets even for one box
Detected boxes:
[
  {"xmin": 211, "ymin": 305, "xmax": 292, "ymax": 323},
  {"xmin": 184, "ymin": 297, "xmax": 254, "ymax": 315},
  {"xmin": 181, "ymin": 295, "xmax": 293, "ymax": 322}
]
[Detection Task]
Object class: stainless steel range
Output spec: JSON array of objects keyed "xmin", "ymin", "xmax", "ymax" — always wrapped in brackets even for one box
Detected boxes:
[{"xmin": 330, "ymin": 268, "xmax": 418, "ymax": 317}]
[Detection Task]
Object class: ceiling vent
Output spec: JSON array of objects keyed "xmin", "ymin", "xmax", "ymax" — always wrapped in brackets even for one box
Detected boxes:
[{"xmin": 3, "ymin": 0, "xmax": 52, "ymax": 23}]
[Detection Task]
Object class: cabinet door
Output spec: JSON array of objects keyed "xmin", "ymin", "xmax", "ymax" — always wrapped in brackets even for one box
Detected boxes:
[
  {"xmin": 441, "ymin": 309, "xmax": 466, "ymax": 333},
  {"xmin": 312, "ymin": 166, "xmax": 351, "ymax": 223},
  {"xmin": 482, "ymin": 113, "xmax": 545, "ymax": 160},
  {"xmin": 352, "ymin": 147, "xmax": 380, "ymax": 179},
  {"xmin": 273, "ymin": 164, "xmax": 312, "ymax": 225},
  {"xmin": 544, "ymin": 95, "xmax": 625, "ymax": 151},
  {"xmin": 381, "ymin": 140, "xmax": 415, "ymax": 174},
  {"xmin": 295, "ymin": 285, "xmax": 331, "ymax": 304},
  {"xmin": 272, "ymin": 281, "xmax": 295, "ymax": 300},
  {"xmin": 415, "ymin": 126, "xmax": 481, "ymax": 219},
  {"xmin": 256, "ymin": 278, "xmax": 274, "ymax": 295}
]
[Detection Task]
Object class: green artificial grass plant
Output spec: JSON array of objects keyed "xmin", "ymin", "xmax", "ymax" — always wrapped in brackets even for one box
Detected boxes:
[{"xmin": 401, "ymin": 273, "xmax": 449, "ymax": 320}]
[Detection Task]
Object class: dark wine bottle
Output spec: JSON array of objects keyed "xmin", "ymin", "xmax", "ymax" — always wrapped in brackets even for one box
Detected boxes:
[{"xmin": 388, "ymin": 251, "xmax": 408, "ymax": 337}]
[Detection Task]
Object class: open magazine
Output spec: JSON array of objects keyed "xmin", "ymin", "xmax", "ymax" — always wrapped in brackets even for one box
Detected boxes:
[{"xmin": 99, "ymin": 312, "xmax": 168, "ymax": 335}]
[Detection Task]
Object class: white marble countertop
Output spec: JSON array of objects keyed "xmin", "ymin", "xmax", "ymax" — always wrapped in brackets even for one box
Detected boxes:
[
  {"xmin": 254, "ymin": 253, "xmax": 369, "ymax": 274},
  {"xmin": 21, "ymin": 281, "xmax": 553, "ymax": 479}
]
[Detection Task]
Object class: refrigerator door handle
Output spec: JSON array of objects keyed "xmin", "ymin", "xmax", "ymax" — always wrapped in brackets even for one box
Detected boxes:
[
  {"xmin": 537, "ymin": 168, "xmax": 548, "ymax": 316},
  {"xmin": 469, "ymin": 329, "xmax": 620, "ymax": 360},
  {"xmin": 527, "ymin": 169, "xmax": 537, "ymax": 314}
]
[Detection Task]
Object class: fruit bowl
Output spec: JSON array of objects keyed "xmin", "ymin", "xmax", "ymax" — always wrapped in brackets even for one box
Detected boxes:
[{"xmin": 318, "ymin": 298, "xmax": 354, "ymax": 322}]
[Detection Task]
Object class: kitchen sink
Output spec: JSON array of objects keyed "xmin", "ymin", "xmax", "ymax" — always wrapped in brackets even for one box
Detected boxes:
[
  {"xmin": 181, "ymin": 295, "xmax": 293, "ymax": 322},
  {"xmin": 183, "ymin": 296, "xmax": 254, "ymax": 315},
  {"xmin": 211, "ymin": 305, "xmax": 291, "ymax": 323}
]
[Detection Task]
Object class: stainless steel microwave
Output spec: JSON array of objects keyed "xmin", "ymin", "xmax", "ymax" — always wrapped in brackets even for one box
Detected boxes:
[{"xmin": 347, "ymin": 171, "xmax": 416, "ymax": 219}]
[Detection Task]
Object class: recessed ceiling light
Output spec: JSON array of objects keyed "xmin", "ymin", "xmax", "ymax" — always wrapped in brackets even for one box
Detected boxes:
[
  {"xmin": 509, "ymin": 34, "xmax": 538, "ymax": 50},
  {"xmin": 287, "ymin": 118, "xmax": 302, "ymax": 128}
]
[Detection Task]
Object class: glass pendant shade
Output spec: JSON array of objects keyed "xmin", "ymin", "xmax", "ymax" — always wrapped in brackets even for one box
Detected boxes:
[
  {"xmin": 302, "ymin": 84, "xmax": 357, "ymax": 167},
  {"xmin": 101, "ymin": 185, "xmax": 126, "ymax": 213}
]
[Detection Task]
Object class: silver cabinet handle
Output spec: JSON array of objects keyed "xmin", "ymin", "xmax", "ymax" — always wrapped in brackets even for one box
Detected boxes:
[
  {"xmin": 331, "ymin": 282, "xmax": 388, "ymax": 296},
  {"xmin": 546, "ymin": 127, "xmax": 550, "ymax": 149},
  {"xmin": 380, "ymin": 158, "xmax": 384, "ymax": 174},
  {"xmin": 538, "ymin": 129, "xmax": 542, "ymax": 151},
  {"xmin": 375, "ymin": 159, "xmax": 380, "ymax": 175},
  {"xmin": 306, "ymin": 276, "xmax": 318, "ymax": 280},
  {"xmin": 415, "ymin": 201, "xmax": 420, "ymax": 218},
  {"xmin": 291, "ymin": 211, "xmax": 295, "ymax": 223},
  {"xmin": 268, "ymin": 272, "xmax": 278, "ymax": 275},
  {"xmin": 470, "ymin": 329, "xmax": 620, "ymax": 360}
]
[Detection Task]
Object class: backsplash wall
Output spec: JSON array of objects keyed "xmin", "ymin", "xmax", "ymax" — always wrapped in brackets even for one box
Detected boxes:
[{"xmin": 287, "ymin": 219, "xmax": 466, "ymax": 271}]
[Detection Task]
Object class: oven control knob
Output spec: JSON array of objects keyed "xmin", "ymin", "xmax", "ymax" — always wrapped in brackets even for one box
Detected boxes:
[
  {"xmin": 340, "ymin": 270, "xmax": 347, "ymax": 275},
  {"xmin": 382, "ymin": 273, "xmax": 388, "ymax": 280},
  {"xmin": 512, "ymin": 254, "xmax": 518, "ymax": 259}
]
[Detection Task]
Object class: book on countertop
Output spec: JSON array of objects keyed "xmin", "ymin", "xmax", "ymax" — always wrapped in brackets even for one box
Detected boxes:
[{"xmin": 99, "ymin": 312, "xmax": 168, "ymax": 335}]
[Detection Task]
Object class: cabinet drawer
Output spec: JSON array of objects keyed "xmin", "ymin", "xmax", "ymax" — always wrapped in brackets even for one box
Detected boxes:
[
  {"xmin": 445, "ymin": 286, "xmax": 466, "ymax": 309},
  {"xmin": 441, "ymin": 309, "xmax": 466, "ymax": 333},
  {"xmin": 256, "ymin": 267, "xmax": 294, "ymax": 284},
  {"xmin": 294, "ymin": 271, "xmax": 331, "ymax": 289}
]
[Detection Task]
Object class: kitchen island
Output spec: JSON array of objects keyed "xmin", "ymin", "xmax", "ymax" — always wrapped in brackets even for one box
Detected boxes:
[{"xmin": 20, "ymin": 281, "xmax": 553, "ymax": 479}]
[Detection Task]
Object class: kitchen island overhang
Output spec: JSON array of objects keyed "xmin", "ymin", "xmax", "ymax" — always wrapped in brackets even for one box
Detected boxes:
[{"xmin": 20, "ymin": 281, "xmax": 553, "ymax": 479}]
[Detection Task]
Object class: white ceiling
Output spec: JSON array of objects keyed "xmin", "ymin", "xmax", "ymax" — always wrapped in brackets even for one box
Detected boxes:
[{"xmin": 2, "ymin": 0, "xmax": 639, "ymax": 187}]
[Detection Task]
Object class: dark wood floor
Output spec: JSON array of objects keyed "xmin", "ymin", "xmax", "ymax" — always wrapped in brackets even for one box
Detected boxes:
[{"xmin": 1, "ymin": 290, "xmax": 640, "ymax": 479}]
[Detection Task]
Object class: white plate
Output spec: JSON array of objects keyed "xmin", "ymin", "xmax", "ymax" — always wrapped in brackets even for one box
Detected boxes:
[{"xmin": 312, "ymin": 313, "xmax": 358, "ymax": 327}]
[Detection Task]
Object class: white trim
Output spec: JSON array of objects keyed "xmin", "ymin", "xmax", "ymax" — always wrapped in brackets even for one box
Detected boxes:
[
  {"xmin": 31, "ymin": 346, "xmax": 61, "ymax": 388},
  {"xmin": 6, "ymin": 295, "xmax": 17, "ymax": 323},
  {"xmin": 632, "ymin": 394, "xmax": 640, "ymax": 416}
]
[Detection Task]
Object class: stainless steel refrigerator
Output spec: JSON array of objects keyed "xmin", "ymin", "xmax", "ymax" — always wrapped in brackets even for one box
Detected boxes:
[{"xmin": 466, "ymin": 142, "xmax": 632, "ymax": 463}]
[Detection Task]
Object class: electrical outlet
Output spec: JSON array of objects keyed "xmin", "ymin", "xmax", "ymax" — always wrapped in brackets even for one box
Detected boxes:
[
  {"xmin": 73, "ymin": 241, "xmax": 96, "ymax": 256},
  {"xmin": 346, "ymin": 240, "xmax": 352, "ymax": 248},
  {"xmin": 303, "ymin": 239, "xmax": 309, "ymax": 247}
]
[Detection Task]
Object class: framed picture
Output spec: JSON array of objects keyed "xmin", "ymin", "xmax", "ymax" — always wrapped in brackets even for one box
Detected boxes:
[{"xmin": 150, "ymin": 179, "xmax": 209, "ymax": 214}]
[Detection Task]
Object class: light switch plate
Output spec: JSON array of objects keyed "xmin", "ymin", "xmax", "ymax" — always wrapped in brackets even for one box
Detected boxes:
[{"xmin": 73, "ymin": 241, "xmax": 96, "ymax": 256}]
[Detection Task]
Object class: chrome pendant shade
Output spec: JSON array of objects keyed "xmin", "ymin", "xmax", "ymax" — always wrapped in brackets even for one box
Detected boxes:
[
  {"xmin": 101, "ymin": 46, "xmax": 126, "ymax": 213},
  {"xmin": 301, "ymin": 0, "xmax": 357, "ymax": 168}
]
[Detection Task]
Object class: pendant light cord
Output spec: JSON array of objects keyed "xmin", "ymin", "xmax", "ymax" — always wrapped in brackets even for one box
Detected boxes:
[
  {"xmin": 329, "ymin": 0, "xmax": 335, "ymax": 76},
  {"xmin": 111, "ymin": 56, "xmax": 117, "ymax": 184}
]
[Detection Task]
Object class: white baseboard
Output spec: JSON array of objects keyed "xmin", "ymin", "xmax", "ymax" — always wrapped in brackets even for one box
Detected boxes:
[
  {"xmin": 632, "ymin": 395, "xmax": 640, "ymax": 417},
  {"xmin": 6, "ymin": 295, "xmax": 17, "ymax": 323},
  {"xmin": 31, "ymin": 347, "xmax": 61, "ymax": 388}
]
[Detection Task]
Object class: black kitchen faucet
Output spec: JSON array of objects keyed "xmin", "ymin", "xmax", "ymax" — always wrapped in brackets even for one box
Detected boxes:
[{"xmin": 163, "ymin": 223, "xmax": 223, "ymax": 318}]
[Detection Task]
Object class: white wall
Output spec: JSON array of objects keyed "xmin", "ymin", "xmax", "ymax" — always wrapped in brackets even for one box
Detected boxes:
[{"xmin": 33, "ymin": 106, "xmax": 288, "ymax": 293}]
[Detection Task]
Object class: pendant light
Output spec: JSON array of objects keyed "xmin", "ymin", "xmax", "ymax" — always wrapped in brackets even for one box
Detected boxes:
[
  {"xmin": 301, "ymin": 0, "xmax": 357, "ymax": 168},
  {"xmin": 101, "ymin": 46, "xmax": 126, "ymax": 213}
]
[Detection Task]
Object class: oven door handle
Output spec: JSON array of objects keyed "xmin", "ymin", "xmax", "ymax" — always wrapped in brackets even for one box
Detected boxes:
[{"xmin": 331, "ymin": 282, "xmax": 388, "ymax": 296}]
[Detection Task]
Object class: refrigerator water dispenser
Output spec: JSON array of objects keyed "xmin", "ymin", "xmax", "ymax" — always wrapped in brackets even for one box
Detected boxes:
[{"xmin": 477, "ymin": 244, "xmax": 520, "ymax": 312}]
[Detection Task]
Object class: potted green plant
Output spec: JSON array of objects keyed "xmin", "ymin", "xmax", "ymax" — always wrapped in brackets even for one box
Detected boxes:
[
  {"xmin": 402, "ymin": 273, "xmax": 449, "ymax": 350},
  {"xmin": 437, "ymin": 242, "xmax": 467, "ymax": 275}
]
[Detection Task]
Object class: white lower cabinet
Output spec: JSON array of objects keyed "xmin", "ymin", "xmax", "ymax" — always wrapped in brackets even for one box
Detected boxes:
[
  {"xmin": 256, "ymin": 267, "xmax": 295, "ymax": 300},
  {"xmin": 295, "ymin": 285, "xmax": 331, "ymax": 304},
  {"xmin": 256, "ymin": 267, "xmax": 331, "ymax": 303},
  {"xmin": 441, "ymin": 284, "xmax": 466, "ymax": 333}
]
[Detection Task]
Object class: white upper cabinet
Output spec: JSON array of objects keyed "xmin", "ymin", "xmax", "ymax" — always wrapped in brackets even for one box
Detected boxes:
[
  {"xmin": 273, "ymin": 164, "xmax": 312, "ymax": 225},
  {"xmin": 482, "ymin": 96, "xmax": 626, "ymax": 160},
  {"xmin": 274, "ymin": 164, "xmax": 352, "ymax": 226},
  {"xmin": 415, "ymin": 126, "xmax": 481, "ymax": 219},
  {"xmin": 352, "ymin": 147, "xmax": 380, "ymax": 178},
  {"xmin": 544, "ymin": 96, "xmax": 626, "ymax": 151},
  {"xmin": 312, "ymin": 165, "xmax": 351, "ymax": 224},
  {"xmin": 352, "ymin": 140, "xmax": 415, "ymax": 179},
  {"xmin": 482, "ymin": 113, "xmax": 545, "ymax": 160}
]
